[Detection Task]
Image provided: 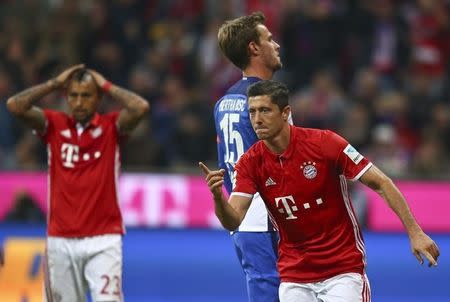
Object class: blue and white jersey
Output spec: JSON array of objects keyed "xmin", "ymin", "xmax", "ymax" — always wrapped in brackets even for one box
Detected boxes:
[{"xmin": 214, "ymin": 77, "xmax": 273, "ymax": 232}]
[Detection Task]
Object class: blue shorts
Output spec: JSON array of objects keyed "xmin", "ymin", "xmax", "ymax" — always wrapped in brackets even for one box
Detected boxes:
[{"xmin": 232, "ymin": 232, "xmax": 280, "ymax": 302}]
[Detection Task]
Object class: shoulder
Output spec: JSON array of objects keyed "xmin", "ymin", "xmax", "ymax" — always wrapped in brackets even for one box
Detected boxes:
[
  {"xmin": 240, "ymin": 141, "xmax": 264, "ymax": 163},
  {"xmin": 296, "ymin": 127, "xmax": 342, "ymax": 143},
  {"xmin": 293, "ymin": 127, "xmax": 329, "ymax": 145},
  {"xmin": 99, "ymin": 111, "xmax": 121, "ymax": 126},
  {"xmin": 43, "ymin": 109, "xmax": 70, "ymax": 124}
]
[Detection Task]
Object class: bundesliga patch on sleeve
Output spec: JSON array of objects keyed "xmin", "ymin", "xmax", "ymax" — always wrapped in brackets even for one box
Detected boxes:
[{"xmin": 343, "ymin": 144, "xmax": 363, "ymax": 164}]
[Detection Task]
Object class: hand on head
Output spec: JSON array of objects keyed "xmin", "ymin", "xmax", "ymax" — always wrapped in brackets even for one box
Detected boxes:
[
  {"xmin": 87, "ymin": 69, "xmax": 108, "ymax": 88},
  {"xmin": 54, "ymin": 64, "xmax": 85, "ymax": 87}
]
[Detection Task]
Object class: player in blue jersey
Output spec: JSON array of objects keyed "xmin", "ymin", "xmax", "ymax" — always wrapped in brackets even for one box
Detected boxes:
[{"xmin": 214, "ymin": 12, "xmax": 282, "ymax": 302}]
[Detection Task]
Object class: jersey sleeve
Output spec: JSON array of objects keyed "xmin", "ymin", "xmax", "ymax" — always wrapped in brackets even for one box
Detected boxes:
[
  {"xmin": 232, "ymin": 152, "xmax": 257, "ymax": 198},
  {"xmin": 106, "ymin": 111, "xmax": 127, "ymax": 141},
  {"xmin": 40, "ymin": 109, "xmax": 58, "ymax": 143},
  {"xmin": 322, "ymin": 130, "xmax": 372, "ymax": 181}
]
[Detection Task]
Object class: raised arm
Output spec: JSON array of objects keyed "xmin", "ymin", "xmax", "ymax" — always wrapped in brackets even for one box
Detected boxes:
[
  {"xmin": 6, "ymin": 64, "xmax": 85, "ymax": 133},
  {"xmin": 360, "ymin": 165, "xmax": 440, "ymax": 267},
  {"xmin": 199, "ymin": 162, "xmax": 252, "ymax": 231},
  {"xmin": 88, "ymin": 69, "xmax": 149, "ymax": 134}
]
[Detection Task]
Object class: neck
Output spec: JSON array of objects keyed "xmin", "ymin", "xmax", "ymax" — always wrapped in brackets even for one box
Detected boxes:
[
  {"xmin": 263, "ymin": 124, "xmax": 291, "ymax": 154},
  {"xmin": 75, "ymin": 114, "xmax": 94, "ymax": 127},
  {"xmin": 243, "ymin": 64, "xmax": 274, "ymax": 80}
]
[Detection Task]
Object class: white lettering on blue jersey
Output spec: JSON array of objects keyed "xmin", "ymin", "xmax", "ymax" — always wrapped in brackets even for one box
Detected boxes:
[{"xmin": 214, "ymin": 78, "xmax": 272, "ymax": 232}]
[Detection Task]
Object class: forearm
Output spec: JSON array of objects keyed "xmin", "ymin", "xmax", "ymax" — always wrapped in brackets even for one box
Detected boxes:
[
  {"xmin": 377, "ymin": 178, "xmax": 422, "ymax": 236},
  {"xmin": 7, "ymin": 79, "xmax": 58, "ymax": 115},
  {"xmin": 107, "ymin": 84, "xmax": 149, "ymax": 116},
  {"xmin": 213, "ymin": 195, "xmax": 243, "ymax": 231}
]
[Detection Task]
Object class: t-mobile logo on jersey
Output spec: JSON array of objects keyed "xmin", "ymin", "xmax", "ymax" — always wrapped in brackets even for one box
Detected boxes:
[
  {"xmin": 61, "ymin": 143, "xmax": 101, "ymax": 168},
  {"xmin": 275, "ymin": 195, "xmax": 298, "ymax": 220},
  {"xmin": 61, "ymin": 143, "xmax": 80, "ymax": 168}
]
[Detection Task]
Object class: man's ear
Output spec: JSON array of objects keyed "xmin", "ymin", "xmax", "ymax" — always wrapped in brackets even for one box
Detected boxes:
[
  {"xmin": 249, "ymin": 41, "xmax": 259, "ymax": 56},
  {"xmin": 283, "ymin": 106, "xmax": 291, "ymax": 121}
]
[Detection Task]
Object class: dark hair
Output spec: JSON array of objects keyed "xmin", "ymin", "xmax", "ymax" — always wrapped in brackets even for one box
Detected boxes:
[
  {"xmin": 247, "ymin": 80, "xmax": 289, "ymax": 111},
  {"xmin": 67, "ymin": 68, "xmax": 101, "ymax": 95},
  {"xmin": 217, "ymin": 12, "xmax": 265, "ymax": 70},
  {"xmin": 69, "ymin": 68, "xmax": 92, "ymax": 82}
]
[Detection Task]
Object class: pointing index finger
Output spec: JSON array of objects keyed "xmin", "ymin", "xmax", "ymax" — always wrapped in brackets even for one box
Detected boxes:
[{"xmin": 198, "ymin": 162, "xmax": 211, "ymax": 175}]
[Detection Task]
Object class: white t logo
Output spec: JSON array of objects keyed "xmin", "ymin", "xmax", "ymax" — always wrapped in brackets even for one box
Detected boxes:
[
  {"xmin": 275, "ymin": 195, "xmax": 298, "ymax": 220},
  {"xmin": 61, "ymin": 143, "xmax": 79, "ymax": 168}
]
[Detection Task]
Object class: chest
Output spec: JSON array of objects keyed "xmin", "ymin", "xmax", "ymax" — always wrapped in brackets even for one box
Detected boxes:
[
  {"xmin": 49, "ymin": 124, "xmax": 116, "ymax": 169},
  {"xmin": 258, "ymin": 154, "xmax": 340, "ymax": 222}
]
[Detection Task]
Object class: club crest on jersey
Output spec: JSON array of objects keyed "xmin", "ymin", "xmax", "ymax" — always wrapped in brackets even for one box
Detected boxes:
[{"xmin": 300, "ymin": 161, "xmax": 317, "ymax": 179}]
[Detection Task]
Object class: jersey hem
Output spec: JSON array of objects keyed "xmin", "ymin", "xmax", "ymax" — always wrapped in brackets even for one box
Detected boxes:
[
  {"xmin": 47, "ymin": 230, "xmax": 124, "ymax": 238},
  {"xmin": 280, "ymin": 268, "xmax": 363, "ymax": 284}
]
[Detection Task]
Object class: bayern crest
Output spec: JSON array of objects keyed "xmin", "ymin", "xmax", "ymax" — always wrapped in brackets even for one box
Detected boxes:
[{"xmin": 300, "ymin": 161, "xmax": 317, "ymax": 179}]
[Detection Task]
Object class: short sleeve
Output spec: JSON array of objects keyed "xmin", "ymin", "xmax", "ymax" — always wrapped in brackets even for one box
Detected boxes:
[
  {"xmin": 232, "ymin": 152, "xmax": 258, "ymax": 197},
  {"xmin": 105, "ymin": 111, "xmax": 128, "ymax": 141},
  {"xmin": 39, "ymin": 109, "xmax": 58, "ymax": 143},
  {"xmin": 322, "ymin": 130, "xmax": 372, "ymax": 181}
]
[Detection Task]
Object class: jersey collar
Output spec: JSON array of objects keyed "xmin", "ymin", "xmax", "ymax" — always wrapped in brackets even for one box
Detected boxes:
[
  {"xmin": 263, "ymin": 125, "xmax": 297, "ymax": 160},
  {"xmin": 279, "ymin": 125, "xmax": 297, "ymax": 160},
  {"xmin": 70, "ymin": 112, "xmax": 101, "ymax": 128}
]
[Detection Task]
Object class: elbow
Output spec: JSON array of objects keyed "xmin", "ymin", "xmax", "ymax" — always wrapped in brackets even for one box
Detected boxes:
[
  {"xmin": 375, "ymin": 174, "xmax": 394, "ymax": 195},
  {"xmin": 216, "ymin": 213, "xmax": 241, "ymax": 231},
  {"xmin": 136, "ymin": 101, "xmax": 150, "ymax": 119},
  {"xmin": 222, "ymin": 222, "xmax": 239, "ymax": 232},
  {"xmin": 6, "ymin": 97, "xmax": 18, "ymax": 115},
  {"xmin": 140, "ymin": 101, "xmax": 150, "ymax": 115}
]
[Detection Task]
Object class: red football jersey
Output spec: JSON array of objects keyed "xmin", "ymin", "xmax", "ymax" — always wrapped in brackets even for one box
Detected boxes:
[
  {"xmin": 233, "ymin": 126, "xmax": 372, "ymax": 283},
  {"xmin": 41, "ymin": 110, "xmax": 125, "ymax": 237}
]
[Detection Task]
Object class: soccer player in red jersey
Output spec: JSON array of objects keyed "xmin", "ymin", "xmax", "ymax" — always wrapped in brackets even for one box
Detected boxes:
[
  {"xmin": 200, "ymin": 80, "xmax": 440, "ymax": 301},
  {"xmin": 7, "ymin": 64, "xmax": 149, "ymax": 302}
]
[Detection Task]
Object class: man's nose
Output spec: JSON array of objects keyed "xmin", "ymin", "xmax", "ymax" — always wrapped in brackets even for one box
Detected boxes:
[
  {"xmin": 75, "ymin": 96, "xmax": 83, "ymax": 106},
  {"xmin": 253, "ymin": 112, "xmax": 263, "ymax": 124},
  {"xmin": 274, "ymin": 41, "xmax": 280, "ymax": 50}
]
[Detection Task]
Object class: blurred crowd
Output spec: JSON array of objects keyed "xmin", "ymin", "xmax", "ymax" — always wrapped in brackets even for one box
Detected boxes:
[{"xmin": 0, "ymin": 0, "xmax": 449, "ymax": 179}]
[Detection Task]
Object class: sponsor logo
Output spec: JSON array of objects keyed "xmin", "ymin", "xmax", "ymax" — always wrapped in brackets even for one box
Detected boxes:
[
  {"xmin": 343, "ymin": 144, "xmax": 363, "ymax": 164},
  {"xmin": 265, "ymin": 177, "xmax": 276, "ymax": 187}
]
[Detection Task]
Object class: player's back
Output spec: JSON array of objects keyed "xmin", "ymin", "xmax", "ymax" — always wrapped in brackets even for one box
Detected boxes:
[{"xmin": 214, "ymin": 76, "xmax": 273, "ymax": 232}]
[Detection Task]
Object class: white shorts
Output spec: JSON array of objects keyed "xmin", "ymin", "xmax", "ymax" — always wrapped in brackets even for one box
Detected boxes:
[
  {"xmin": 279, "ymin": 273, "xmax": 371, "ymax": 302},
  {"xmin": 44, "ymin": 234, "xmax": 123, "ymax": 302}
]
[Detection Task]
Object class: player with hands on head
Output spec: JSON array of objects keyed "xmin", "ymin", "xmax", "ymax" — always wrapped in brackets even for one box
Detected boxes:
[
  {"xmin": 200, "ymin": 80, "xmax": 439, "ymax": 302},
  {"xmin": 7, "ymin": 64, "xmax": 149, "ymax": 302}
]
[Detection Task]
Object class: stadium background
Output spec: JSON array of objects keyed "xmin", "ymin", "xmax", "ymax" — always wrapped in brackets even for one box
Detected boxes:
[{"xmin": 0, "ymin": 0, "xmax": 449, "ymax": 301}]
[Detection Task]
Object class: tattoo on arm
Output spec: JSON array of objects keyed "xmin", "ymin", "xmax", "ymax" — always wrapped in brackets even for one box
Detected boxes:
[
  {"xmin": 108, "ymin": 85, "xmax": 149, "ymax": 133},
  {"xmin": 109, "ymin": 85, "xmax": 149, "ymax": 114},
  {"xmin": 8, "ymin": 80, "xmax": 58, "ymax": 114}
]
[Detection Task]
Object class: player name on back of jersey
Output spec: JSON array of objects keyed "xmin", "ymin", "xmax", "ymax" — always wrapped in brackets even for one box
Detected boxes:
[{"xmin": 218, "ymin": 96, "xmax": 246, "ymax": 112}]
